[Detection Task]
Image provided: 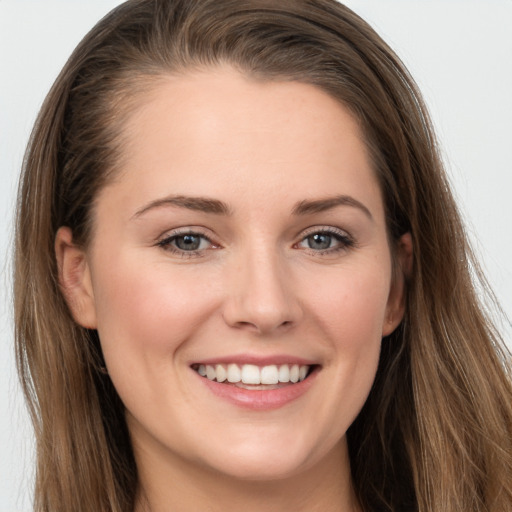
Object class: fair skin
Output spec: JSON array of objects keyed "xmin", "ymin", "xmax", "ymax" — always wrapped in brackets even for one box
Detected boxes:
[{"xmin": 56, "ymin": 67, "xmax": 411, "ymax": 512}]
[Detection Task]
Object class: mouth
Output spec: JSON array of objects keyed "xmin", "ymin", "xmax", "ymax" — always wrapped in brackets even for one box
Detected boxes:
[
  {"xmin": 191, "ymin": 363, "xmax": 314, "ymax": 390},
  {"xmin": 190, "ymin": 355, "xmax": 320, "ymax": 409}
]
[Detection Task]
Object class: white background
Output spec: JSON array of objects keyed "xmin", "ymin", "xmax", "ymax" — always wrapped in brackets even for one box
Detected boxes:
[{"xmin": 1, "ymin": 1, "xmax": 511, "ymax": 510}]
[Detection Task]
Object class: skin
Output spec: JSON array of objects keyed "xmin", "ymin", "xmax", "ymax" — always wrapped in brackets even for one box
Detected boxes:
[{"xmin": 56, "ymin": 67, "xmax": 412, "ymax": 512}]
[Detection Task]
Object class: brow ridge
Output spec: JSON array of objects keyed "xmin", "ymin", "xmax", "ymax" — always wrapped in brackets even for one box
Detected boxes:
[
  {"xmin": 133, "ymin": 195, "xmax": 231, "ymax": 218},
  {"xmin": 133, "ymin": 193, "xmax": 371, "ymax": 220},
  {"xmin": 292, "ymin": 195, "xmax": 373, "ymax": 219}
]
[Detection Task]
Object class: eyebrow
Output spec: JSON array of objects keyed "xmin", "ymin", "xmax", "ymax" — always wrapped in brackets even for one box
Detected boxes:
[
  {"xmin": 292, "ymin": 195, "xmax": 373, "ymax": 220},
  {"xmin": 132, "ymin": 193, "xmax": 372, "ymax": 220},
  {"xmin": 132, "ymin": 195, "xmax": 231, "ymax": 218}
]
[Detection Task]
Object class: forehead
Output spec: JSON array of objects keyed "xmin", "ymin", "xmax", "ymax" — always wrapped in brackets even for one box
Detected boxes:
[{"xmin": 98, "ymin": 67, "xmax": 384, "ymax": 223}]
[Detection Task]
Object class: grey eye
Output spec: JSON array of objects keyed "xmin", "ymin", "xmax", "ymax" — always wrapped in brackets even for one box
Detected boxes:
[
  {"xmin": 297, "ymin": 229, "xmax": 353, "ymax": 253},
  {"xmin": 158, "ymin": 230, "xmax": 215, "ymax": 255},
  {"xmin": 174, "ymin": 234, "xmax": 203, "ymax": 251},
  {"xmin": 306, "ymin": 233, "xmax": 334, "ymax": 250}
]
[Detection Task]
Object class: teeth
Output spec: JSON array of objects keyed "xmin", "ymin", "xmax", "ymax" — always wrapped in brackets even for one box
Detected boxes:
[
  {"xmin": 241, "ymin": 364, "xmax": 260, "ymax": 384},
  {"xmin": 261, "ymin": 365, "xmax": 279, "ymax": 385},
  {"xmin": 227, "ymin": 364, "xmax": 241, "ymax": 383},
  {"xmin": 206, "ymin": 365, "xmax": 216, "ymax": 381},
  {"xmin": 197, "ymin": 363, "xmax": 311, "ymax": 384},
  {"xmin": 290, "ymin": 364, "xmax": 299, "ymax": 383},
  {"xmin": 215, "ymin": 364, "xmax": 227, "ymax": 382},
  {"xmin": 278, "ymin": 364, "xmax": 290, "ymax": 383}
]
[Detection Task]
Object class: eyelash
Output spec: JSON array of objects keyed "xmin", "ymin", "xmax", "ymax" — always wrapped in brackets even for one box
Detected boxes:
[
  {"xmin": 295, "ymin": 227, "xmax": 355, "ymax": 256},
  {"xmin": 156, "ymin": 226, "xmax": 355, "ymax": 258},
  {"xmin": 156, "ymin": 229, "xmax": 216, "ymax": 258}
]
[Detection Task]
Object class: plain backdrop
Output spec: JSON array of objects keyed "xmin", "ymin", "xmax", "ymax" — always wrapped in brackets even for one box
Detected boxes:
[{"xmin": 1, "ymin": 1, "xmax": 511, "ymax": 510}]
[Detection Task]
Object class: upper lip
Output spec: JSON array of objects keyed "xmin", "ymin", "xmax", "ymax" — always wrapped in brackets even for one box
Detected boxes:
[{"xmin": 190, "ymin": 354, "xmax": 319, "ymax": 367}]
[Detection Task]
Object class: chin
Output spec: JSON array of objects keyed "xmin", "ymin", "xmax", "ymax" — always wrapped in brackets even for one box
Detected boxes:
[
  {"xmin": 196, "ymin": 431, "xmax": 337, "ymax": 483},
  {"xmin": 208, "ymin": 455, "xmax": 311, "ymax": 482}
]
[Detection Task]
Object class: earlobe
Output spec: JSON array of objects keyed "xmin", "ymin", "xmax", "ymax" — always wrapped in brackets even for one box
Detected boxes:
[
  {"xmin": 55, "ymin": 226, "xmax": 97, "ymax": 329},
  {"xmin": 382, "ymin": 232, "xmax": 413, "ymax": 337}
]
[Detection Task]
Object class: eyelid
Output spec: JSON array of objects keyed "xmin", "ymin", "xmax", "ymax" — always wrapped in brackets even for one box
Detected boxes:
[
  {"xmin": 295, "ymin": 225, "xmax": 355, "ymax": 254},
  {"xmin": 154, "ymin": 225, "xmax": 354, "ymax": 258},
  {"xmin": 299, "ymin": 225, "xmax": 350, "ymax": 237},
  {"xmin": 298, "ymin": 225, "xmax": 353, "ymax": 242},
  {"xmin": 156, "ymin": 226, "xmax": 220, "ymax": 257},
  {"xmin": 156, "ymin": 225, "xmax": 217, "ymax": 242}
]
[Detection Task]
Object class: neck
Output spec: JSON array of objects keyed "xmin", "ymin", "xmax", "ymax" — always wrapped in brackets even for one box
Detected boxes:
[{"xmin": 133, "ymin": 438, "xmax": 360, "ymax": 512}]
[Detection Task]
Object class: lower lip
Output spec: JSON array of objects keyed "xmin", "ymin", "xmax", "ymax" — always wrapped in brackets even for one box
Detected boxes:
[{"xmin": 195, "ymin": 368, "xmax": 319, "ymax": 410}]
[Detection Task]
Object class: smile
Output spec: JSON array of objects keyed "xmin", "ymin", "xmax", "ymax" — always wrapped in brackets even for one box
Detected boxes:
[
  {"xmin": 191, "ymin": 360, "xmax": 319, "ymax": 410},
  {"xmin": 192, "ymin": 363, "xmax": 311, "ymax": 387}
]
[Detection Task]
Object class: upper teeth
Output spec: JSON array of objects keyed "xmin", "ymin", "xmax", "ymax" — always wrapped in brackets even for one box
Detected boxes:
[{"xmin": 196, "ymin": 363, "xmax": 310, "ymax": 384}]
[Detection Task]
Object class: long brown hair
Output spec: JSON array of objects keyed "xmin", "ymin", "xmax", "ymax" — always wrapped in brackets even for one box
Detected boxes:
[{"xmin": 14, "ymin": 1, "xmax": 512, "ymax": 510}]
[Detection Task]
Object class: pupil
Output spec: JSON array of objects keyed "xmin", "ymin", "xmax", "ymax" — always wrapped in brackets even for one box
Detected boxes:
[
  {"xmin": 176, "ymin": 235, "xmax": 200, "ymax": 251},
  {"xmin": 309, "ymin": 233, "xmax": 331, "ymax": 250}
]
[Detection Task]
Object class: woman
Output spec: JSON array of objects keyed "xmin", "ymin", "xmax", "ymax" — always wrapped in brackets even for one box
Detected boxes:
[{"xmin": 14, "ymin": 0, "xmax": 512, "ymax": 511}]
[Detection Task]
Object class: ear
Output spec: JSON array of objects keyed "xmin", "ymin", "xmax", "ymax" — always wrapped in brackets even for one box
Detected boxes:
[
  {"xmin": 55, "ymin": 226, "xmax": 97, "ymax": 329},
  {"xmin": 382, "ymin": 232, "xmax": 413, "ymax": 336}
]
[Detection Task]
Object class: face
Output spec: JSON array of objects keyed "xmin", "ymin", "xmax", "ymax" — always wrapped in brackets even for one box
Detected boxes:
[{"xmin": 57, "ymin": 67, "xmax": 408, "ymax": 483}]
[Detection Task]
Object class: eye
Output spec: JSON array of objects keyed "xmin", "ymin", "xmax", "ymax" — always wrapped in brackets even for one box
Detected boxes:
[
  {"xmin": 297, "ymin": 228, "xmax": 354, "ymax": 253},
  {"xmin": 303, "ymin": 232, "xmax": 335, "ymax": 250},
  {"xmin": 172, "ymin": 234, "xmax": 208, "ymax": 251},
  {"xmin": 157, "ymin": 231, "xmax": 215, "ymax": 255}
]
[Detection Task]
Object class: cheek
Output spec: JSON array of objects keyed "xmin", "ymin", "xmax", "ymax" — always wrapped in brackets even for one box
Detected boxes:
[
  {"xmin": 91, "ymin": 258, "xmax": 221, "ymax": 365},
  {"xmin": 313, "ymin": 264, "xmax": 391, "ymax": 347},
  {"xmin": 308, "ymin": 264, "xmax": 390, "ymax": 423}
]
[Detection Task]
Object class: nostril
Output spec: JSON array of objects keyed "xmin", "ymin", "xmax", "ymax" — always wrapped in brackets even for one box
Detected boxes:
[
  {"xmin": 233, "ymin": 320, "xmax": 258, "ymax": 330},
  {"xmin": 231, "ymin": 318, "xmax": 295, "ymax": 334}
]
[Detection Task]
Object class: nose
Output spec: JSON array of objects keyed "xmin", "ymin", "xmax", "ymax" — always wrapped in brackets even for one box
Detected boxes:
[{"xmin": 222, "ymin": 248, "xmax": 302, "ymax": 335}]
